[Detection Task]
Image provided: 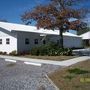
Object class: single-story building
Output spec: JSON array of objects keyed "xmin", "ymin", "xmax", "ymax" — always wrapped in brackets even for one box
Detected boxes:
[
  {"xmin": 0, "ymin": 21, "xmax": 82, "ymax": 54},
  {"xmin": 80, "ymin": 31, "xmax": 90, "ymax": 46}
]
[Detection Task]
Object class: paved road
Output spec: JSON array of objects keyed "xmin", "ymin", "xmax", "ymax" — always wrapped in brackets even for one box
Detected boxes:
[
  {"xmin": 73, "ymin": 48, "xmax": 90, "ymax": 56},
  {"xmin": 0, "ymin": 58, "xmax": 61, "ymax": 90}
]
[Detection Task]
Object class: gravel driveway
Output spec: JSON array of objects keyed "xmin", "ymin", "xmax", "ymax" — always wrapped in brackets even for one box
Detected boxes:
[{"xmin": 0, "ymin": 58, "xmax": 62, "ymax": 90}]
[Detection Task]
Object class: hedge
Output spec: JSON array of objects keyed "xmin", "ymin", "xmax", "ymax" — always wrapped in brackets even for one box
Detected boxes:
[{"xmin": 30, "ymin": 42, "xmax": 72, "ymax": 56}]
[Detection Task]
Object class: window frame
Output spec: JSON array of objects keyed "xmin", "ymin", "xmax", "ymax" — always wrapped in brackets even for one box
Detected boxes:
[
  {"xmin": 0, "ymin": 39, "xmax": 2, "ymax": 44},
  {"xmin": 34, "ymin": 39, "xmax": 38, "ymax": 44},
  {"xmin": 25, "ymin": 38, "xmax": 30, "ymax": 45},
  {"xmin": 6, "ymin": 38, "xmax": 10, "ymax": 44}
]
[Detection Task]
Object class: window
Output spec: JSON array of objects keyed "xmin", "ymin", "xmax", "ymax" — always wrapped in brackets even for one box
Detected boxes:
[
  {"xmin": 34, "ymin": 39, "xmax": 38, "ymax": 44},
  {"xmin": 0, "ymin": 39, "xmax": 2, "ymax": 44},
  {"xmin": 43, "ymin": 40, "xmax": 46, "ymax": 44},
  {"xmin": 6, "ymin": 38, "xmax": 10, "ymax": 44},
  {"xmin": 25, "ymin": 38, "xmax": 29, "ymax": 44}
]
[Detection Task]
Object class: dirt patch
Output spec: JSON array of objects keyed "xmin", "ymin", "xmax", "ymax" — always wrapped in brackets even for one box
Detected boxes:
[
  {"xmin": 48, "ymin": 60, "xmax": 90, "ymax": 90},
  {"xmin": 24, "ymin": 55, "xmax": 77, "ymax": 61}
]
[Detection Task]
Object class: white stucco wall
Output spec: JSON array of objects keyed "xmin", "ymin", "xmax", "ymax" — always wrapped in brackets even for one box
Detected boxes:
[{"xmin": 0, "ymin": 28, "xmax": 17, "ymax": 54}]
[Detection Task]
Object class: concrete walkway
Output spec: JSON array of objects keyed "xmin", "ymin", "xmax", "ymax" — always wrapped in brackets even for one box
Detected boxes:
[{"xmin": 0, "ymin": 55, "xmax": 90, "ymax": 66}]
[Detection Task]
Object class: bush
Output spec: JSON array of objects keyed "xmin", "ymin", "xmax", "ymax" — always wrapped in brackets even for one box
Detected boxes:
[
  {"xmin": 0, "ymin": 51, "xmax": 7, "ymax": 55},
  {"xmin": 3, "ymin": 52, "xmax": 7, "ymax": 55},
  {"xmin": 30, "ymin": 47, "xmax": 40, "ymax": 56},
  {"xmin": 18, "ymin": 51, "xmax": 30, "ymax": 56},
  {"xmin": 0, "ymin": 51, "xmax": 3, "ymax": 55},
  {"xmin": 9, "ymin": 50, "xmax": 17, "ymax": 56},
  {"xmin": 30, "ymin": 42, "xmax": 72, "ymax": 56}
]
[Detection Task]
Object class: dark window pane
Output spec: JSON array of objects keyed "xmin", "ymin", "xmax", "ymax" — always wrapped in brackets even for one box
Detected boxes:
[
  {"xmin": 43, "ymin": 40, "xmax": 46, "ymax": 44},
  {"xmin": 25, "ymin": 38, "xmax": 29, "ymax": 44},
  {"xmin": 6, "ymin": 38, "xmax": 10, "ymax": 44},
  {"xmin": 34, "ymin": 39, "xmax": 38, "ymax": 44},
  {"xmin": 0, "ymin": 39, "xmax": 2, "ymax": 44}
]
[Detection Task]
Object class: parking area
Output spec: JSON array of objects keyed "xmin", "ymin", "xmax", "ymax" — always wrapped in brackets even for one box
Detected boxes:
[
  {"xmin": 0, "ymin": 58, "xmax": 61, "ymax": 90},
  {"xmin": 73, "ymin": 48, "xmax": 90, "ymax": 56}
]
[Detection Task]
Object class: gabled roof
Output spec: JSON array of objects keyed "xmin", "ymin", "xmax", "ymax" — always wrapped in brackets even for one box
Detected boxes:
[
  {"xmin": 0, "ymin": 21, "xmax": 80, "ymax": 37},
  {"xmin": 80, "ymin": 31, "xmax": 90, "ymax": 39}
]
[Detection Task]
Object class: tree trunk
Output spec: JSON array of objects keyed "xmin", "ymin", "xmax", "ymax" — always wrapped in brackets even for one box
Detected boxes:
[{"xmin": 59, "ymin": 28, "xmax": 64, "ymax": 48}]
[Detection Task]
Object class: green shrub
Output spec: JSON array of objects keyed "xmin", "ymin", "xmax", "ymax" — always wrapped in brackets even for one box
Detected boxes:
[
  {"xmin": 9, "ymin": 50, "xmax": 17, "ymax": 56},
  {"xmin": 68, "ymin": 68, "xmax": 89, "ymax": 74},
  {"xmin": 3, "ymin": 52, "xmax": 7, "ymax": 55},
  {"xmin": 0, "ymin": 51, "xmax": 3, "ymax": 55},
  {"xmin": 30, "ymin": 47, "xmax": 40, "ymax": 56},
  {"xmin": 39, "ymin": 45, "xmax": 48, "ymax": 55},
  {"xmin": 30, "ymin": 42, "xmax": 72, "ymax": 56},
  {"xmin": 0, "ymin": 51, "xmax": 7, "ymax": 55}
]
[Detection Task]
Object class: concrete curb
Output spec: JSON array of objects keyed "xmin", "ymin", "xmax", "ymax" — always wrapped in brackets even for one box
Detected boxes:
[
  {"xmin": 0, "ymin": 55, "xmax": 62, "ymax": 65},
  {"xmin": 45, "ymin": 74, "xmax": 59, "ymax": 90},
  {"xmin": 0, "ymin": 55, "xmax": 90, "ymax": 66}
]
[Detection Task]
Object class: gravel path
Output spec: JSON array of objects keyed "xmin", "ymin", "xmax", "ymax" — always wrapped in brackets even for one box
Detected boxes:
[{"xmin": 0, "ymin": 58, "xmax": 62, "ymax": 90}]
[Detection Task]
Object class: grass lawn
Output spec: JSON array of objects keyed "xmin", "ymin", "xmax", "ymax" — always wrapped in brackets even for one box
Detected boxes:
[
  {"xmin": 24, "ymin": 55, "xmax": 77, "ymax": 61},
  {"xmin": 48, "ymin": 60, "xmax": 90, "ymax": 90}
]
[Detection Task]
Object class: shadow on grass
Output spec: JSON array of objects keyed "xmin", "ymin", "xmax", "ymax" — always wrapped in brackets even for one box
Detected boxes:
[
  {"xmin": 67, "ymin": 68, "xmax": 89, "ymax": 75},
  {"xmin": 64, "ymin": 75, "xmax": 75, "ymax": 80}
]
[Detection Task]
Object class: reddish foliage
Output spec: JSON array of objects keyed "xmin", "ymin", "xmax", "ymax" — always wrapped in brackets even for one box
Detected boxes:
[
  {"xmin": 21, "ymin": 0, "xmax": 85, "ymax": 31},
  {"xmin": 21, "ymin": 0, "xmax": 87, "ymax": 48}
]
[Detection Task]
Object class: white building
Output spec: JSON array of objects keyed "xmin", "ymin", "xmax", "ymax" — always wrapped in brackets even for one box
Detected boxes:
[
  {"xmin": 80, "ymin": 31, "xmax": 90, "ymax": 46},
  {"xmin": 0, "ymin": 21, "xmax": 82, "ymax": 54}
]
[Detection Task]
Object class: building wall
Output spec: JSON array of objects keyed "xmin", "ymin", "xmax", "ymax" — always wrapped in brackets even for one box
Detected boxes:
[
  {"xmin": 17, "ymin": 31, "xmax": 45, "ymax": 53},
  {"xmin": 83, "ymin": 39, "xmax": 90, "ymax": 46},
  {"xmin": 0, "ymin": 28, "xmax": 17, "ymax": 54},
  {"xmin": 64, "ymin": 36, "xmax": 82, "ymax": 48},
  {"xmin": 17, "ymin": 31, "xmax": 82, "ymax": 53},
  {"xmin": 0, "ymin": 28, "xmax": 82, "ymax": 54},
  {"xmin": 48, "ymin": 35, "xmax": 82, "ymax": 48}
]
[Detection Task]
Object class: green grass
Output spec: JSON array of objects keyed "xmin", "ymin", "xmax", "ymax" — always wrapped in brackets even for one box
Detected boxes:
[
  {"xmin": 64, "ymin": 75, "xmax": 75, "ymax": 80},
  {"xmin": 49, "ymin": 60, "xmax": 90, "ymax": 90},
  {"xmin": 68, "ymin": 68, "xmax": 89, "ymax": 75}
]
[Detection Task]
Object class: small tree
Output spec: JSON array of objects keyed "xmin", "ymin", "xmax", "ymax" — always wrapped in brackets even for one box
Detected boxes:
[{"xmin": 21, "ymin": 0, "xmax": 87, "ymax": 48}]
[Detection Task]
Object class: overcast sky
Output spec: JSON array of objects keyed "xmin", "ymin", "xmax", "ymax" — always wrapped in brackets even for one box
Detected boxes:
[{"xmin": 0, "ymin": 0, "xmax": 90, "ymax": 24}]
